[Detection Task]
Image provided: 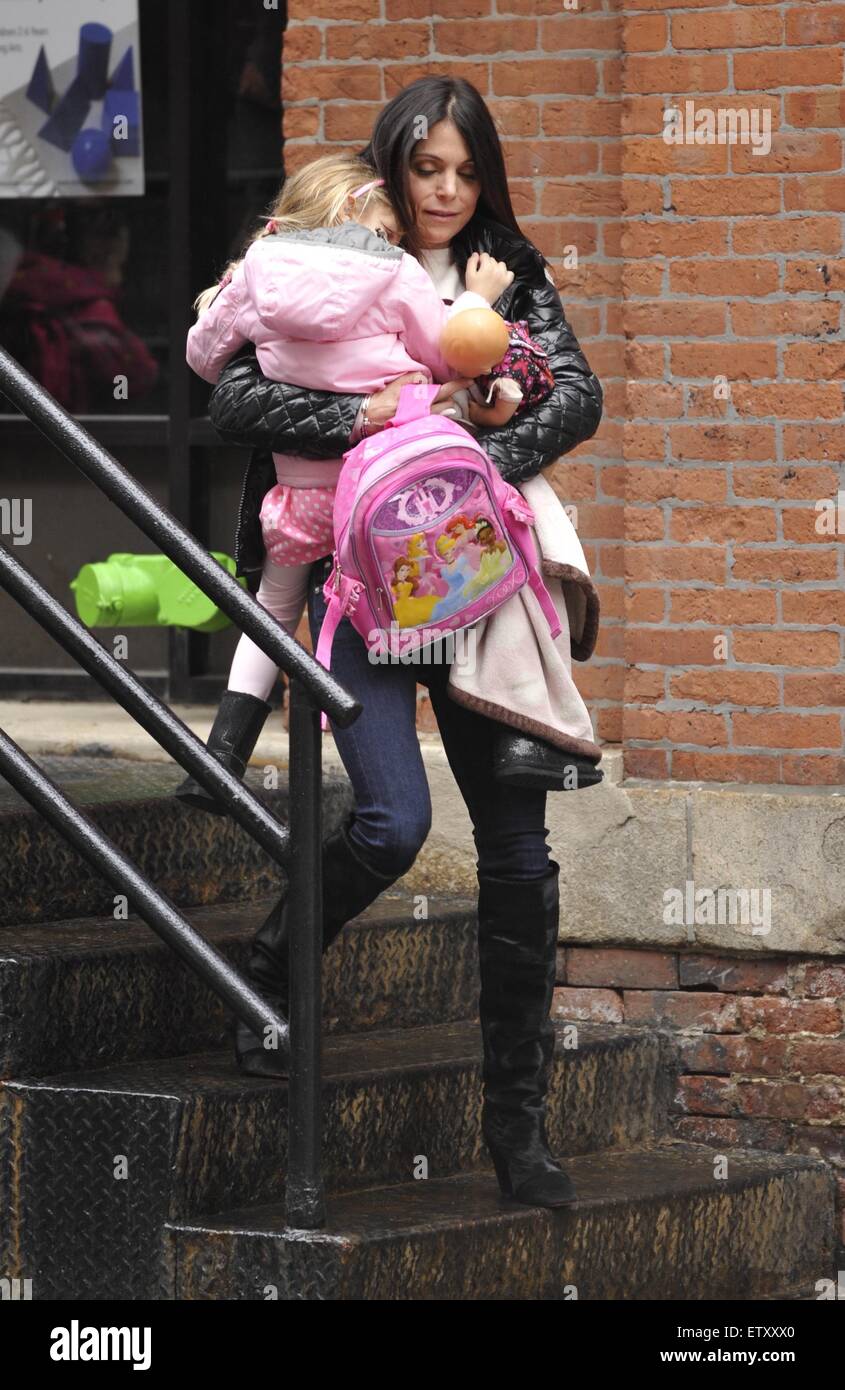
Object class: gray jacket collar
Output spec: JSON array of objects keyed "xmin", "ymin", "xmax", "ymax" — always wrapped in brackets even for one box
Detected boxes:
[{"xmin": 268, "ymin": 221, "xmax": 402, "ymax": 260}]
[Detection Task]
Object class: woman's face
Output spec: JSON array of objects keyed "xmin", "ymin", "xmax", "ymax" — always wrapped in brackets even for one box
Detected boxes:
[{"xmin": 407, "ymin": 119, "xmax": 481, "ymax": 251}]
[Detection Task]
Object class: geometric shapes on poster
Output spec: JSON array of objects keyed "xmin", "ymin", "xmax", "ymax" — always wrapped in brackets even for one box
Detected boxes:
[
  {"xmin": 0, "ymin": 4, "xmax": 143, "ymax": 198},
  {"xmin": 26, "ymin": 45, "xmax": 56, "ymax": 115},
  {"xmin": 103, "ymin": 89, "xmax": 140, "ymax": 157},
  {"xmin": 77, "ymin": 22, "xmax": 113, "ymax": 101},
  {"xmin": 37, "ymin": 76, "xmax": 91, "ymax": 152},
  {"xmin": 71, "ymin": 126, "xmax": 112, "ymax": 181},
  {"xmin": 109, "ymin": 46, "xmax": 135, "ymax": 92}
]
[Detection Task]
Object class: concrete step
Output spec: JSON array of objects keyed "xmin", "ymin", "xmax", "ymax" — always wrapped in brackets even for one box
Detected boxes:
[
  {"xmin": 0, "ymin": 893, "xmax": 479, "ymax": 1075},
  {"xmin": 0, "ymin": 754, "xmax": 353, "ymax": 926},
  {"xmin": 167, "ymin": 1141, "xmax": 835, "ymax": 1301},
  {"xmin": 1, "ymin": 1024, "xmax": 674, "ymax": 1299}
]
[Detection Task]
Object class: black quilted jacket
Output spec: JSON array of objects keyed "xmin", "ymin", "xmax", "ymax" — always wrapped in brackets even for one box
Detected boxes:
[{"xmin": 206, "ymin": 217, "xmax": 603, "ymax": 592}]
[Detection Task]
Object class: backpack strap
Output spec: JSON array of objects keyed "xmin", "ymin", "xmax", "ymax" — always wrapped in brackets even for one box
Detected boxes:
[
  {"xmin": 501, "ymin": 494, "xmax": 563, "ymax": 640},
  {"xmin": 314, "ymin": 567, "xmax": 365, "ymax": 731},
  {"xmin": 526, "ymin": 567, "xmax": 563, "ymax": 640},
  {"xmin": 386, "ymin": 382, "xmax": 441, "ymax": 428}
]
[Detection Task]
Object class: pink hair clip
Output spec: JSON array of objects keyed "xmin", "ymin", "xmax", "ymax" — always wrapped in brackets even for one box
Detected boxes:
[
  {"xmin": 265, "ymin": 218, "xmax": 279, "ymax": 232},
  {"xmin": 350, "ymin": 177, "xmax": 385, "ymax": 200}
]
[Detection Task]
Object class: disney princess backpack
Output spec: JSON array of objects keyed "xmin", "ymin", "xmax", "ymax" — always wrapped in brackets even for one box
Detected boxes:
[{"xmin": 314, "ymin": 382, "xmax": 562, "ymax": 727}]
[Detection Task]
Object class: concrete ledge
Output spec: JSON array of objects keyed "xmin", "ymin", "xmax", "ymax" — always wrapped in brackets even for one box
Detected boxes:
[
  {"xmin": 3, "ymin": 702, "xmax": 843, "ymax": 956},
  {"xmin": 405, "ymin": 777, "xmax": 845, "ymax": 959},
  {"xmin": 0, "ymin": 699, "xmax": 622, "ymax": 781}
]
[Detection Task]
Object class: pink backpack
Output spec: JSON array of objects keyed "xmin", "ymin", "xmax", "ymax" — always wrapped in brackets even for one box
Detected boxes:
[{"xmin": 314, "ymin": 383, "xmax": 562, "ymax": 726}]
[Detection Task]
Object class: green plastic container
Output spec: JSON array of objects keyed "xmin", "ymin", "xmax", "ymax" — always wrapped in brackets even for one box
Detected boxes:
[{"xmin": 70, "ymin": 552, "xmax": 246, "ymax": 632}]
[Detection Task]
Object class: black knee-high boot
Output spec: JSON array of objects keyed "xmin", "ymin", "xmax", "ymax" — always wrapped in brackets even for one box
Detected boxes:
[
  {"xmin": 175, "ymin": 689, "xmax": 273, "ymax": 816},
  {"xmin": 235, "ymin": 817, "xmax": 402, "ymax": 1077},
  {"xmin": 477, "ymin": 860, "xmax": 576, "ymax": 1207}
]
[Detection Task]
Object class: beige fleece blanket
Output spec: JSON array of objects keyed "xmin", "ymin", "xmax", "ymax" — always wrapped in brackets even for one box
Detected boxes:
[{"xmin": 447, "ymin": 472, "xmax": 602, "ymax": 760}]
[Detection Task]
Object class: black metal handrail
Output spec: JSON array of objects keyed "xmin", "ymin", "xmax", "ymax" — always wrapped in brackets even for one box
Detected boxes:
[
  {"xmin": 0, "ymin": 731, "xmax": 292, "ymax": 1065},
  {"xmin": 0, "ymin": 345, "xmax": 361, "ymax": 727},
  {"xmin": 0, "ymin": 544, "xmax": 293, "ymax": 864},
  {"xmin": 0, "ymin": 346, "xmax": 356, "ymax": 1229}
]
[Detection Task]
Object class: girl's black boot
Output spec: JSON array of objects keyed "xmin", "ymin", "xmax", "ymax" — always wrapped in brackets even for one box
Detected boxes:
[
  {"xmin": 477, "ymin": 860, "xmax": 577, "ymax": 1207},
  {"xmin": 175, "ymin": 689, "xmax": 273, "ymax": 815}
]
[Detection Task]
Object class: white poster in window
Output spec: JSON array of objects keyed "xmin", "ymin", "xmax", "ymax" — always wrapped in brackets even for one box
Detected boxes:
[{"xmin": 0, "ymin": 0, "xmax": 143, "ymax": 198}]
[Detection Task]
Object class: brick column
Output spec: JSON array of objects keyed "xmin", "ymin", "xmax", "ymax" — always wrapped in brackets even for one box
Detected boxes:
[{"xmin": 619, "ymin": 1, "xmax": 845, "ymax": 783}]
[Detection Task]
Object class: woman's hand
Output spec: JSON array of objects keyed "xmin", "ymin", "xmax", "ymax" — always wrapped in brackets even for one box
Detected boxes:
[
  {"xmin": 366, "ymin": 371, "xmax": 472, "ymax": 430},
  {"xmin": 465, "ymin": 251, "xmax": 514, "ymax": 304}
]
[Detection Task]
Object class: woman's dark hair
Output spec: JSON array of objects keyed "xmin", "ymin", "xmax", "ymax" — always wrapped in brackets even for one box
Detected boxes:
[{"xmin": 358, "ymin": 76, "xmax": 523, "ymax": 266}]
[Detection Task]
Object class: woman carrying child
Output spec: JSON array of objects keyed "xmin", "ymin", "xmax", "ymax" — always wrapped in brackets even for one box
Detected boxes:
[{"xmin": 185, "ymin": 76, "xmax": 604, "ymax": 1210}]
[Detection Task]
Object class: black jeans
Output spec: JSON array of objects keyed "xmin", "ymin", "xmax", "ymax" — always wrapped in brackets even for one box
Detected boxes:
[{"xmin": 306, "ymin": 557, "xmax": 551, "ymax": 882}]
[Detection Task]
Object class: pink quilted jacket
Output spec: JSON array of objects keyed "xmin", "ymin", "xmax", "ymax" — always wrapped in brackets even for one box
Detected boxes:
[{"xmin": 186, "ymin": 223, "xmax": 488, "ymax": 394}]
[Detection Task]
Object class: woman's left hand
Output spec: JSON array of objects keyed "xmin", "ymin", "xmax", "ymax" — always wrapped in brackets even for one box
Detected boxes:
[{"xmin": 367, "ymin": 372, "xmax": 473, "ymax": 430}]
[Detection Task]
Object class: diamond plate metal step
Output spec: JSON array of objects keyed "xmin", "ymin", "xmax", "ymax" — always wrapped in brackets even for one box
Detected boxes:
[
  {"xmin": 167, "ymin": 1141, "xmax": 836, "ymax": 1301},
  {"xmin": 1, "ymin": 1024, "xmax": 675, "ymax": 1299},
  {"xmin": 0, "ymin": 892, "xmax": 480, "ymax": 1076},
  {"xmin": 0, "ymin": 755, "xmax": 353, "ymax": 926},
  {"xmin": 2, "ymin": 755, "xmax": 838, "ymax": 1304}
]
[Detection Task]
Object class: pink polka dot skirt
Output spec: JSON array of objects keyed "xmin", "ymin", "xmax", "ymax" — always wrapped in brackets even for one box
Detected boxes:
[{"xmin": 259, "ymin": 483, "xmax": 336, "ymax": 565}]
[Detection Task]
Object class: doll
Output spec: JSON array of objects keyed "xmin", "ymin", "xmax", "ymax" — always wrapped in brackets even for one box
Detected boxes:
[{"xmin": 467, "ymin": 320, "xmax": 556, "ymax": 426}]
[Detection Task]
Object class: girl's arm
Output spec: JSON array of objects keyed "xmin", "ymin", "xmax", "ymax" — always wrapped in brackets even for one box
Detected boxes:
[
  {"xmin": 185, "ymin": 272, "xmax": 250, "ymax": 384},
  {"xmin": 473, "ymin": 267, "xmax": 603, "ymax": 486},
  {"xmin": 395, "ymin": 254, "xmax": 489, "ymax": 383},
  {"xmin": 207, "ymin": 349, "xmax": 366, "ymax": 458}
]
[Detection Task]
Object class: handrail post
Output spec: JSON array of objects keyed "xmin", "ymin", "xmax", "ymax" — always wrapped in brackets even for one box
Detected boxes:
[{"xmin": 284, "ymin": 678, "xmax": 325, "ymax": 1229}]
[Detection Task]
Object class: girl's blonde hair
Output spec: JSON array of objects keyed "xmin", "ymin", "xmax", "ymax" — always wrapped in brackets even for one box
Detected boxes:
[{"xmin": 193, "ymin": 153, "xmax": 395, "ymax": 315}]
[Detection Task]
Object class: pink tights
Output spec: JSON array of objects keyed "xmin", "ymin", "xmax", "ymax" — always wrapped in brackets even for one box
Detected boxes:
[{"xmin": 227, "ymin": 555, "xmax": 314, "ymax": 702}]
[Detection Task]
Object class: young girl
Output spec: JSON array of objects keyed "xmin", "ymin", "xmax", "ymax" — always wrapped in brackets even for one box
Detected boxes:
[{"xmin": 175, "ymin": 154, "xmax": 515, "ymax": 809}]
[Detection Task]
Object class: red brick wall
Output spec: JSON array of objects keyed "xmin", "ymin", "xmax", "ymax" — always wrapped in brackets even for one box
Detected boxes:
[
  {"xmin": 619, "ymin": 1, "xmax": 845, "ymax": 785},
  {"xmin": 281, "ymin": 0, "xmax": 844, "ymax": 784},
  {"xmin": 554, "ymin": 946, "xmax": 845, "ymax": 1248}
]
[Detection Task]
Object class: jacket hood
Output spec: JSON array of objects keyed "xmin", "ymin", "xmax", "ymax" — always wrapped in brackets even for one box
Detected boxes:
[{"xmin": 243, "ymin": 221, "xmax": 404, "ymax": 342}]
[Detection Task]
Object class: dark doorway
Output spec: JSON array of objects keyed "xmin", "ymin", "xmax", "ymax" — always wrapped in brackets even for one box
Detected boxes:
[{"xmin": 0, "ymin": 0, "xmax": 286, "ymax": 699}]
